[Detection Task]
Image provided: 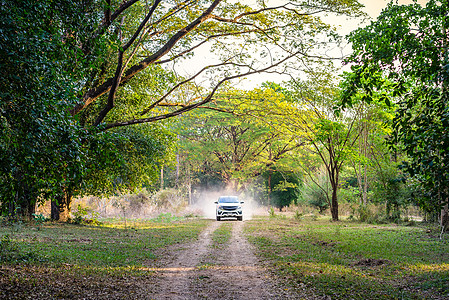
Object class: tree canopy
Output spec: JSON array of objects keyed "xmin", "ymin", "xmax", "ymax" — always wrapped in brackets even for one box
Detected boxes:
[
  {"xmin": 1, "ymin": 0, "xmax": 368, "ymax": 220},
  {"xmin": 341, "ymin": 0, "xmax": 449, "ymax": 225}
]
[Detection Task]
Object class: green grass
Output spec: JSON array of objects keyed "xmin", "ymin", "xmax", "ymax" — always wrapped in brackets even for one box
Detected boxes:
[
  {"xmin": 244, "ymin": 215, "xmax": 449, "ymax": 299},
  {"xmin": 211, "ymin": 222, "xmax": 233, "ymax": 248},
  {"xmin": 0, "ymin": 218, "xmax": 210, "ymax": 271},
  {"xmin": 3, "ymin": 215, "xmax": 449, "ymax": 299},
  {"xmin": 0, "ymin": 218, "xmax": 211, "ymax": 298}
]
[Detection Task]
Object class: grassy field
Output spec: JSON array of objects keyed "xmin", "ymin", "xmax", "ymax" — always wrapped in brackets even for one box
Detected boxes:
[
  {"xmin": 0, "ymin": 217, "xmax": 210, "ymax": 299},
  {"xmin": 244, "ymin": 215, "xmax": 449, "ymax": 299},
  {"xmin": 1, "ymin": 215, "xmax": 448, "ymax": 299}
]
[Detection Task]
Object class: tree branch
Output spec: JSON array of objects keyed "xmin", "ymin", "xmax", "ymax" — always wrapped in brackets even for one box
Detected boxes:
[
  {"xmin": 72, "ymin": 0, "xmax": 223, "ymax": 116},
  {"xmin": 92, "ymin": 0, "xmax": 163, "ymax": 126},
  {"xmin": 102, "ymin": 51, "xmax": 300, "ymax": 130}
]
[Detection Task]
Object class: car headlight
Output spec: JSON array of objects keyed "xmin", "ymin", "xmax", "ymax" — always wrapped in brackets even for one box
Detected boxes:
[
  {"xmin": 237, "ymin": 206, "xmax": 242, "ymax": 210},
  {"xmin": 218, "ymin": 205, "xmax": 224, "ymax": 210}
]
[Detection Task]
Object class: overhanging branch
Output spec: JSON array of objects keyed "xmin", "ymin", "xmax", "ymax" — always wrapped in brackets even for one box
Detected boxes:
[
  {"xmin": 103, "ymin": 52, "xmax": 300, "ymax": 130},
  {"xmin": 72, "ymin": 0, "xmax": 222, "ymax": 116}
]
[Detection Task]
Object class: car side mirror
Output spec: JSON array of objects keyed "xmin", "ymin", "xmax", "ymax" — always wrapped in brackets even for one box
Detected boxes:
[
  {"xmin": 214, "ymin": 201, "xmax": 218, "ymax": 204},
  {"xmin": 240, "ymin": 201, "xmax": 244, "ymax": 204}
]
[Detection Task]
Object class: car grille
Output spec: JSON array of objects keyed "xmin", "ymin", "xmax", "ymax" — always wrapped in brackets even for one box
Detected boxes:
[{"xmin": 222, "ymin": 206, "xmax": 238, "ymax": 210}]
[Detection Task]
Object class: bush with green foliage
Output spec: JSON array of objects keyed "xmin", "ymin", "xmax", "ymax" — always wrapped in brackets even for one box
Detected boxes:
[
  {"xmin": 269, "ymin": 207, "xmax": 276, "ymax": 218},
  {"xmin": 300, "ymin": 181, "xmax": 329, "ymax": 214},
  {"xmin": 267, "ymin": 171, "xmax": 300, "ymax": 211},
  {"xmin": 72, "ymin": 204, "xmax": 101, "ymax": 225}
]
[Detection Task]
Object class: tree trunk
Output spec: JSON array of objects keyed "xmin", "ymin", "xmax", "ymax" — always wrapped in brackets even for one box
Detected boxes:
[
  {"xmin": 187, "ymin": 164, "xmax": 192, "ymax": 205},
  {"xmin": 10, "ymin": 170, "xmax": 36, "ymax": 220},
  {"xmin": 440, "ymin": 6, "xmax": 449, "ymax": 231},
  {"xmin": 329, "ymin": 165, "xmax": 340, "ymax": 221},
  {"xmin": 160, "ymin": 165, "xmax": 164, "ymax": 190},
  {"xmin": 17, "ymin": 183, "xmax": 35, "ymax": 220},
  {"xmin": 51, "ymin": 199, "xmax": 60, "ymax": 220},
  {"xmin": 354, "ymin": 162, "xmax": 364, "ymax": 204},
  {"xmin": 267, "ymin": 171, "xmax": 272, "ymax": 206},
  {"xmin": 362, "ymin": 164, "xmax": 368, "ymax": 205},
  {"xmin": 22, "ymin": 190, "xmax": 35, "ymax": 221},
  {"xmin": 175, "ymin": 151, "xmax": 180, "ymax": 187},
  {"xmin": 358, "ymin": 109, "xmax": 369, "ymax": 206},
  {"xmin": 51, "ymin": 191, "xmax": 72, "ymax": 222},
  {"xmin": 441, "ymin": 202, "xmax": 449, "ymax": 230},
  {"xmin": 330, "ymin": 184, "xmax": 339, "ymax": 221}
]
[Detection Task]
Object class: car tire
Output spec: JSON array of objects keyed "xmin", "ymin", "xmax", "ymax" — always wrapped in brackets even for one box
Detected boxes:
[
  {"xmin": 237, "ymin": 216, "xmax": 243, "ymax": 221},
  {"xmin": 216, "ymin": 216, "xmax": 221, "ymax": 221}
]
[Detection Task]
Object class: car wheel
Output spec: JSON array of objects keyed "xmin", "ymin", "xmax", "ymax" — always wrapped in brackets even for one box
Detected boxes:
[
  {"xmin": 216, "ymin": 216, "xmax": 221, "ymax": 221},
  {"xmin": 237, "ymin": 216, "xmax": 243, "ymax": 221}
]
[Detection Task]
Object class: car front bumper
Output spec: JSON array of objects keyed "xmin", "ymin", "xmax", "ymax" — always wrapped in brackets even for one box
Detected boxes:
[{"xmin": 216, "ymin": 209, "xmax": 242, "ymax": 217}]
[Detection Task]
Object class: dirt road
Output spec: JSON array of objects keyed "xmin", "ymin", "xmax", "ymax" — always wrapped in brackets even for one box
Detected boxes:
[{"xmin": 149, "ymin": 220, "xmax": 291, "ymax": 300}]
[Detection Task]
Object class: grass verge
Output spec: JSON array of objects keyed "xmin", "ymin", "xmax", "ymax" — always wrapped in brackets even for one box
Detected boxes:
[
  {"xmin": 0, "ymin": 218, "xmax": 210, "ymax": 299},
  {"xmin": 244, "ymin": 215, "xmax": 449, "ymax": 300}
]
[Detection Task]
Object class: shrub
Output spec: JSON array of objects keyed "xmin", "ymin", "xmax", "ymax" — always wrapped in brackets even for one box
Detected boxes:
[
  {"xmin": 357, "ymin": 205, "xmax": 371, "ymax": 223},
  {"xmin": 72, "ymin": 204, "xmax": 101, "ymax": 225},
  {"xmin": 294, "ymin": 210, "xmax": 303, "ymax": 221},
  {"xmin": 306, "ymin": 186, "xmax": 329, "ymax": 214},
  {"xmin": 269, "ymin": 207, "xmax": 276, "ymax": 218},
  {"xmin": 153, "ymin": 188, "xmax": 187, "ymax": 212},
  {"xmin": 355, "ymin": 205, "xmax": 389, "ymax": 224}
]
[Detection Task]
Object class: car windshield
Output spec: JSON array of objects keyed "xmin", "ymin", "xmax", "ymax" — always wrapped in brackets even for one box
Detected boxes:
[{"xmin": 218, "ymin": 196, "xmax": 239, "ymax": 203}]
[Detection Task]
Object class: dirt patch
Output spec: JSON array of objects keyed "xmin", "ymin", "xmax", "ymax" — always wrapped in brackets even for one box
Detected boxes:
[
  {"xmin": 147, "ymin": 221, "xmax": 220, "ymax": 299},
  {"xmin": 67, "ymin": 238, "xmax": 92, "ymax": 243},
  {"xmin": 312, "ymin": 240, "xmax": 338, "ymax": 247},
  {"xmin": 354, "ymin": 258, "xmax": 391, "ymax": 267}
]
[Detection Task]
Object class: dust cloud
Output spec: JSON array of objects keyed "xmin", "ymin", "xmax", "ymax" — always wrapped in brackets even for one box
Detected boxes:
[
  {"xmin": 190, "ymin": 189, "xmax": 262, "ymax": 220},
  {"xmin": 36, "ymin": 188, "xmax": 264, "ymax": 221}
]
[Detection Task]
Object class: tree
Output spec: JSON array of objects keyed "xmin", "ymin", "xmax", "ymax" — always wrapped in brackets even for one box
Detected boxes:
[
  {"xmin": 341, "ymin": 0, "xmax": 449, "ymax": 227},
  {"xmin": 278, "ymin": 74, "xmax": 362, "ymax": 221},
  {"xmin": 0, "ymin": 0, "xmax": 175, "ymax": 220},
  {"xmin": 1, "ymin": 0, "xmax": 365, "ymax": 220},
  {"xmin": 175, "ymin": 86, "xmax": 303, "ymax": 195},
  {"xmin": 266, "ymin": 169, "xmax": 300, "ymax": 211},
  {"xmin": 0, "ymin": 0, "xmax": 101, "ymax": 219},
  {"xmin": 73, "ymin": 0, "xmax": 364, "ymax": 129}
]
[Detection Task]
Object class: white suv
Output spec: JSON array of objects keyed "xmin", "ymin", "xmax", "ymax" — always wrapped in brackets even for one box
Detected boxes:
[{"xmin": 214, "ymin": 196, "xmax": 244, "ymax": 221}]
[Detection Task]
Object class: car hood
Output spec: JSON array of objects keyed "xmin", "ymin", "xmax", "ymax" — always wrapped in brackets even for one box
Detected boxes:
[{"xmin": 218, "ymin": 203, "xmax": 241, "ymax": 207}]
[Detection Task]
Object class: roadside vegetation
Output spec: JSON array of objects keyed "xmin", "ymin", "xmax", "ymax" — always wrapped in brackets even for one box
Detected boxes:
[
  {"xmin": 0, "ymin": 218, "xmax": 210, "ymax": 299},
  {"xmin": 245, "ymin": 215, "xmax": 449, "ymax": 299}
]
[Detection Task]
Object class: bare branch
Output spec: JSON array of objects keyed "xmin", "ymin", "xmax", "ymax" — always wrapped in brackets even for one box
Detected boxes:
[
  {"xmin": 94, "ymin": 0, "xmax": 140, "ymax": 40},
  {"xmin": 105, "ymin": 0, "xmax": 111, "ymax": 24},
  {"xmin": 139, "ymin": 60, "xmax": 239, "ymax": 116},
  {"xmin": 73, "ymin": 0, "xmax": 223, "ymax": 116},
  {"xmin": 103, "ymin": 51, "xmax": 300, "ymax": 130}
]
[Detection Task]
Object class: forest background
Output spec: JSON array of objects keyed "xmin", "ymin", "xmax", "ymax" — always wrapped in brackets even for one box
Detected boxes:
[{"xmin": 1, "ymin": 0, "xmax": 447, "ymax": 229}]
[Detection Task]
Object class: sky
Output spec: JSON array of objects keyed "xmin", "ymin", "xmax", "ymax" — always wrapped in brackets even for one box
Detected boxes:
[
  {"xmin": 177, "ymin": 0, "xmax": 430, "ymax": 88},
  {"xmin": 362, "ymin": 0, "xmax": 428, "ymax": 18},
  {"xmin": 337, "ymin": 0, "xmax": 429, "ymax": 33},
  {"xmin": 242, "ymin": 0, "xmax": 430, "ymax": 86}
]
